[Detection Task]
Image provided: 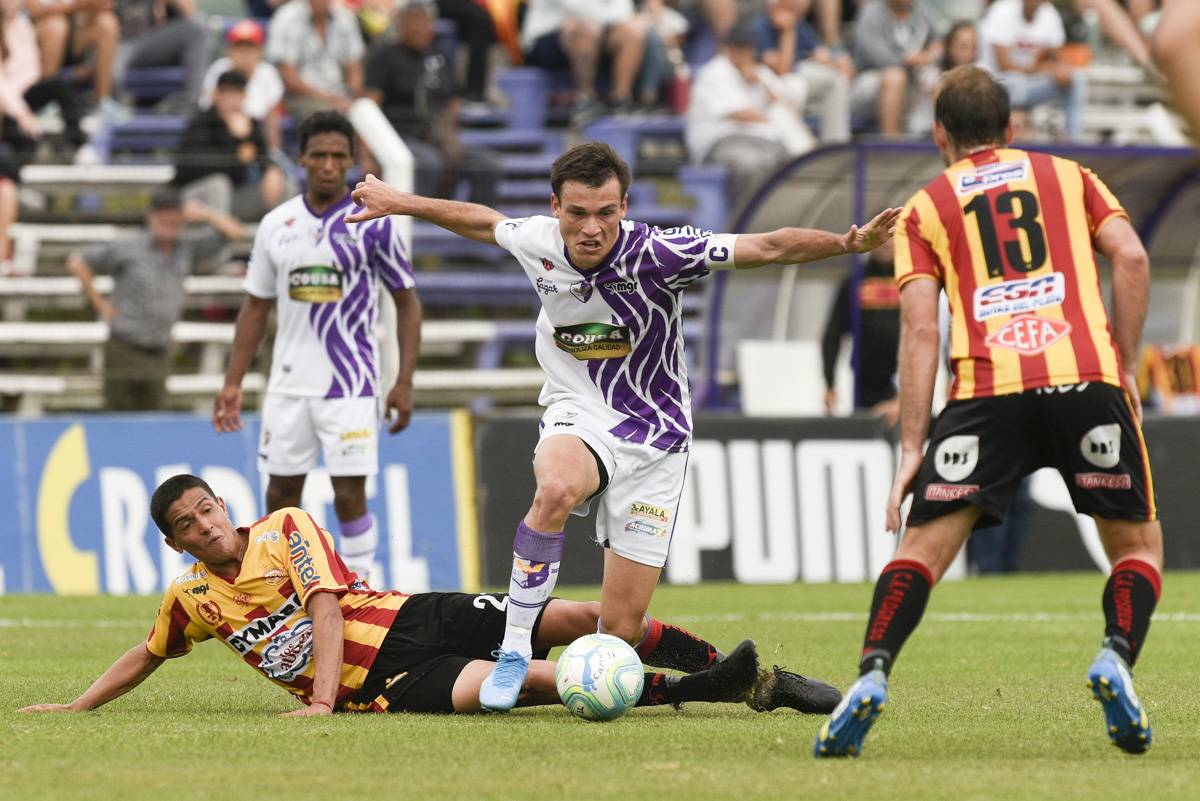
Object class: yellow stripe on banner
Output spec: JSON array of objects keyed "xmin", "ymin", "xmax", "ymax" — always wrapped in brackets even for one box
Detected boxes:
[{"xmin": 450, "ymin": 409, "xmax": 481, "ymax": 592}]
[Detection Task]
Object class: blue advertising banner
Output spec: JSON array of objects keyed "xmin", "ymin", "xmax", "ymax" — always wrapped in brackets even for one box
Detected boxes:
[{"xmin": 0, "ymin": 412, "xmax": 478, "ymax": 595}]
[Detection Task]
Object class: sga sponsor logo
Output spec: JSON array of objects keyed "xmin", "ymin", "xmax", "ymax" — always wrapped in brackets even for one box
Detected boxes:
[
  {"xmin": 288, "ymin": 531, "xmax": 322, "ymax": 591},
  {"xmin": 986, "ymin": 317, "xmax": 1072, "ymax": 356},
  {"xmin": 1075, "ymin": 472, "xmax": 1132, "ymax": 490},
  {"xmin": 552, "ymin": 323, "xmax": 632, "ymax": 360},
  {"xmin": 287, "ymin": 265, "xmax": 343, "ymax": 303},
  {"xmin": 924, "ymin": 483, "xmax": 979, "ymax": 501},
  {"xmin": 973, "ymin": 273, "xmax": 1065, "ymax": 321},
  {"xmin": 956, "ymin": 160, "xmax": 1028, "ymax": 194}
]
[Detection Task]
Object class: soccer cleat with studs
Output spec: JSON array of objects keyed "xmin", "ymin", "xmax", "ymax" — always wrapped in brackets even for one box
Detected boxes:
[
  {"xmin": 1087, "ymin": 645, "xmax": 1152, "ymax": 754},
  {"xmin": 813, "ymin": 666, "xmax": 888, "ymax": 758},
  {"xmin": 748, "ymin": 666, "xmax": 842, "ymax": 714},
  {"xmin": 479, "ymin": 649, "xmax": 530, "ymax": 712},
  {"xmin": 705, "ymin": 639, "xmax": 760, "ymax": 702}
]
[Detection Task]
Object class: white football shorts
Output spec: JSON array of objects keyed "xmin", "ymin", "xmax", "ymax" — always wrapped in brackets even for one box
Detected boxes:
[
  {"xmin": 259, "ymin": 394, "xmax": 381, "ymax": 476},
  {"xmin": 536, "ymin": 401, "xmax": 688, "ymax": 569}
]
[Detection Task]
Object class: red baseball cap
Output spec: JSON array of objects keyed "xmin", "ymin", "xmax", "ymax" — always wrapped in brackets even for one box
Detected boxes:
[{"xmin": 227, "ymin": 19, "xmax": 265, "ymax": 47}]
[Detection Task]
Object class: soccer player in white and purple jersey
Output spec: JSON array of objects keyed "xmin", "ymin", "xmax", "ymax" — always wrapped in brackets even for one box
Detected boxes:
[
  {"xmin": 213, "ymin": 111, "xmax": 422, "ymax": 583},
  {"xmin": 346, "ymin": 142, "xmax": 899, "ymax": 711}
]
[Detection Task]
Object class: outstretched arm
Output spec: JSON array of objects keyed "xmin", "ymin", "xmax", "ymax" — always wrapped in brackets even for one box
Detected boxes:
[
  {"xmin": 731, "ymin": 207, "xmax": 901, "ymax": 270},
  {"xmin": 19, "ymin": 644, "xmax": 165, "ymax": 713},
  {"xmin": 345, "ymin": 174, "xmax": 505, "ymax": 245}
]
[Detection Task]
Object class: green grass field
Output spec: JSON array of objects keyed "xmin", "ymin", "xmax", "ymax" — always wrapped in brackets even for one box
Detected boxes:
[{"xmin": 3, "ymin": 573, "xmax": 1198, "ymax": 801}]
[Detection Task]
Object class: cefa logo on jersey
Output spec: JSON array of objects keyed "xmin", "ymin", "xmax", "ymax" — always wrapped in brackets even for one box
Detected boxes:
[
  {"xmin": 973, "ymin": 273, "xmax": 1065, "ymax": 321},
  {"xmin": 288, "ymin": 531, "xmax": 322, "ymax": 591},
  {"xmin": 986, "ymin": 317, "xmax": 1072, "ymax": 356}
]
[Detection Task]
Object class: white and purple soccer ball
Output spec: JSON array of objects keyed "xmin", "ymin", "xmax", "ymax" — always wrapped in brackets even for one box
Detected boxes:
[{"xmin": 555, "ymin": 633, "xmax": 644, "ymax": 721}]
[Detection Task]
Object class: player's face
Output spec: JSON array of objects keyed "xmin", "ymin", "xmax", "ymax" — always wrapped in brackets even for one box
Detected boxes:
[
  {"xmin": 300, "ymin": 131, "xmax": 354, "ymax": 203},
  {"xmin": 164, "ymin": 488, "xmax": 245, "ymax": 570},
  {"xmin": 551, "ymin": 177, "xmax": 627, "ymax": 270},
  {"xmin": 147, "ymin": 207, "xmax": 184, "ymax": 247}
]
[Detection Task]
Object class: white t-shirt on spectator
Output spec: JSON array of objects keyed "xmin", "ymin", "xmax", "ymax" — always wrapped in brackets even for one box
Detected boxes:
[
  {"xmin": 265, "ymin": 0, "xmax": 365, "ymax": 96},
  {"xmin": 520, "ymin": 0, "xmax": 635, "ymax": 50},
  {"xmin": 979, "ymin": 0, "xmax": 1065, "ymax": 73},
  {"xmin": 685, "ymin": 54, "xmax": 793, "ymax": 162},
  {"xmin": 199, "ymin": 59, "xmax": 285, "ymax": 120}
]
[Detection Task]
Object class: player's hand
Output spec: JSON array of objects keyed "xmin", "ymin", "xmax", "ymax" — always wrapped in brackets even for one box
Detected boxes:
[
  {"xmin": 345, "ymin": 174, "xmax": 403, "ymax": 224},
  {"xmin": 872, "ymin": 397, "xmax": 900, "ymax": 429},
  {"xmin": 281, "ymin": 702, "xmax": 333, "ymax": 717},
  {"xmin": 385, "ymin": 380, "xmax": 413, "ymax": 434},
  {"xmin": 18, "ymin": 703, "xmax": 78, "ymax": 713},
  {"xmin": 844, "ymin": 207, "xmax": 902, "ymax": 254},
  {"xmin": 1121, "ymin": 370, "xmax": 1143, "ymax": 423},
  {"xmin": 886, "ymin": 448, "xmax": 923, "ymax": 534},
  {"xmin": 824, "ymin": 388, "xmax": 837, "ymax": 414},
  {"xmin": 212, "ymin": 383, "xmax": 244, "ymax": 433}
]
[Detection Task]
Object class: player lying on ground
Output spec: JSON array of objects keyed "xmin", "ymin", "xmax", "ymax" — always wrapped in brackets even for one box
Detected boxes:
[
  {"xmin": 814, "ymin": 65, "xmax": 1163, "ymax": 759},
  {"xmin": 345, "ymin": 141, "xmax": 901, "ymax": 713},
  {"xmin": 19, "ymin": 474, "xmax": 839, "ymax": 716}
]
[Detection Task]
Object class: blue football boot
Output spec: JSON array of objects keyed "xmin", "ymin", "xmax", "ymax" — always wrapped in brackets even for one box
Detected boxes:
[
  {"xmin": 813, "ymin": 667, "xmax": 888, "ymax": 758},
  {"xmin": 1087, "ymin": 644, "xmax": 1152, "ymax": 754}
]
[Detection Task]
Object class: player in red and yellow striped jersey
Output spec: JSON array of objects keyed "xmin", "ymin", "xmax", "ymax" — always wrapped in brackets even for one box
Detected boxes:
[
  {"xmin": 20, "ymin": 474, "xmax": 842, "ymax": 717},
  {"xmin": 816, "ymin": 66, "xmax": 1164, "ymax": 760}
]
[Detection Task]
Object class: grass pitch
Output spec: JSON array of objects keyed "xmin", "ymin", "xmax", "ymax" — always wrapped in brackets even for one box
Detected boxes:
[{"xmin": 3, "ymin": 573, "xmax": 1199, "ymax": 801}]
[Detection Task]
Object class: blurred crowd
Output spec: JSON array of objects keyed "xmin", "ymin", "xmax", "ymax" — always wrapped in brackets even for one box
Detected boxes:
[{"xmin": 0, "ymin": 0, "xmax": 1182, "ymax": 271}]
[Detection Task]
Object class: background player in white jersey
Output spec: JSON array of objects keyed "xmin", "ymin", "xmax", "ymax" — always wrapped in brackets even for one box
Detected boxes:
[
  {"xmin": 346, "ymin": 142, "xmax": 900, "ymax": 711},
  {"xmin": 212, "ymin": 111, "xmax": 422, "ymax": 582}
]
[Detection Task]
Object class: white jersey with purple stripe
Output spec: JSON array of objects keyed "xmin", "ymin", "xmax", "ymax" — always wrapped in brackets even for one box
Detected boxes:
[
  {"xmin": 494, "ymin": 216, "xmax": 737, "ymax": 452},
  {"xmin": 245, "ymin": 194, "xmax": 414, "ymax": 398}
]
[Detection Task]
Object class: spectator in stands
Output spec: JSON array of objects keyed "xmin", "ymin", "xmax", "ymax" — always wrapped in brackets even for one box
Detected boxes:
[
  {"xmin": 820, "ymin": 237, "xmax": 899, "ymax": 425},
  {"xmin": 686, "ymin": 24, "xmax": 810, "ymax": 211},
  {"xmin": 435, "ymin": 0, "xmax": 498, "ymax": 104},
  {"xmin": 520, "ymin": 0, "xmax": 663, "ymax": 116},
  {"xmin": 66, "ymin": 188, "xmax": 243, "ymax": 411},
  {"xmin": 24, "ymin": 0, "xmax": 121, "ymax": 121},
  {"xmin": 173, "ymin": 70, "xmax": 287, "ymax": 221},
  {"xmin": 978, "ymin": 0, "xmax": 1086, "ymax": 141},
  {"xmin": 365, "ymin": 0, "xmax": 503, "ymax": 206},
  {"xmin": 245, "ymin": 0, "xmax": 285, "ymax": 19},
  {"xmin": 200, "ymin": 19, "xmax": 284, "ymax": 150},
  {"xmin": 909, "ymin": 19, "xmax": 976, "ymax": 134},
  {"xmin": 1154, "ymin": 0, "xmax": 1200, "ymax": 142},
  {"xmin": 114, "ymin": 0, "xmax": 210, "ymax": 111},
  {"xmin": 266, "ymin": 0, "xmax": 366, "ymax": 118},
  {"xmin": 1, "ymin": 0, "xmax": 88, "ymax": 273},
  {"xmin": 753, "ymin": 0, "xmax": 852, "ymax": 143},
  {"xmin": 851, "ymin": 0, "xmax": 941, "ymax": 136}
]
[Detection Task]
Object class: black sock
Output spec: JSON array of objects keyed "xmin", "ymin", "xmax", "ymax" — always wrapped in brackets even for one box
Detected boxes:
[
  {"xmin": 636, "ymin": 670, "xmax": 719, "ymax": 706},
  {"xmin": 636, "ymin": 618, "xmax": 723, "ymax": 673},
  {"xmin": 858, "ymin": 559, "xmax": 934, "ymax": 676},
  {"xmin": 1102, "ymin": 558, "xmax": 1161, "ymax": 666}
]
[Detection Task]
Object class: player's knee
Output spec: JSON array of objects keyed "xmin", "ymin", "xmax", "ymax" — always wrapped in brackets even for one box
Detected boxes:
[{"xmin": 532, "ymin": 475, "xmax": 587, "ymax": 517}]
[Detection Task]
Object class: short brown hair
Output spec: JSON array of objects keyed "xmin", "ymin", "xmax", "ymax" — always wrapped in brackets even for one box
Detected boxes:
[
  {"xmin": 550, "ymin": 142, "xmax": 632, "ymax": 200},
  {"xmin": 935, "ymin": 65, "xmax": 1010, "ymax": 150}
]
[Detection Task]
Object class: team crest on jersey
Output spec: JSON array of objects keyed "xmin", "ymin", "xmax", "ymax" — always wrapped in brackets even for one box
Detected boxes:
[
  {"xmin": 197, "ymin": 601, "xmax": 223, "ymax": 625},
  {"xmin": 541, "ymin": 257, "xmax": 555, "ymax": 271},
  {"xmin": 288, "ymin": 265, "xmax": 343, "ymax": 303},
  {"xmin": 957, "ymin": 160, "xmax": 1029, "ymax": 194},
  {"xmin": 553, "ymin": 323, "xmax": 631, "ymax": 359},
  {"xmin": 570, "ymin": 281, "xmax": 593, "ymax": 303}
]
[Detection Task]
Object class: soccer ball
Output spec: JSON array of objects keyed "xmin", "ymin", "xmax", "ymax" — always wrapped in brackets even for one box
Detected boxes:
[{"xmin": 555, "ymin": 633, "xmax": 645, "ymax": 721}]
